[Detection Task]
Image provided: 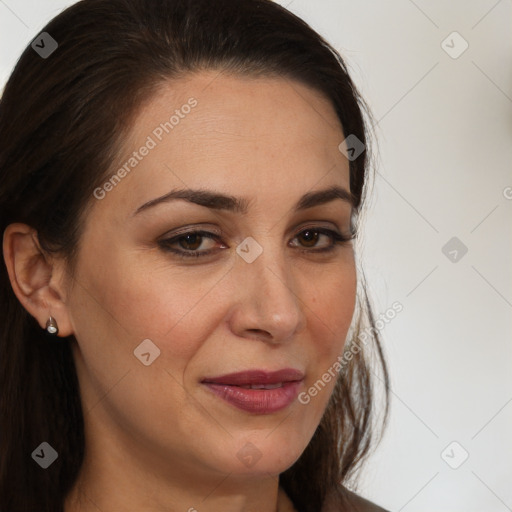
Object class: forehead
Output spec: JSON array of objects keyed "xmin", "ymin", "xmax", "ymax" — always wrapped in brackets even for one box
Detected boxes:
[
  {"xmin": 93, "ymin": 71, "xmax": 351, "ymax": 218},
  {"xmin": 129, "ymin": 71, "xmax": 346, "ymax": 157}
]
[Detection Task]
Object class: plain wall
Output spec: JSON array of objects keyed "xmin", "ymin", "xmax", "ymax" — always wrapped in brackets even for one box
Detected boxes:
[{"xmin": 1, "ymin": 1, "xmax": 511, "ymax": 510}]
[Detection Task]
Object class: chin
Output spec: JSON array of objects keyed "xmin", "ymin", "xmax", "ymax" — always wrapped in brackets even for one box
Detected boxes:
[{"xmin": 211, "ymin": 429, "xmax": 310, "ymax": 477}]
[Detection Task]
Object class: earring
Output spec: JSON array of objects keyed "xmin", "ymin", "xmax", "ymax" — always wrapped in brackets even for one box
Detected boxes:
[{"xmin": 45, "ymin": 316, "xmax": 59, "ymax": 335}]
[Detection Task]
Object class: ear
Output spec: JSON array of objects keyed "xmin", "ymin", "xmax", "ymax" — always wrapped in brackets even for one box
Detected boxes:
[{"xmin": 2, "ymin": 223, "xmax": 74, "ymax": 337}]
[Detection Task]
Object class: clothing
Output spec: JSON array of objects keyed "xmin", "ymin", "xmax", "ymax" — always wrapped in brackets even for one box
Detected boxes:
[
  {"xmin": 278, "ymin": 486, "xmax": 391, "ymax": 512},
  {"xmin": 322, "ymin": 487, "xmax": 391, "ymax": 512}
]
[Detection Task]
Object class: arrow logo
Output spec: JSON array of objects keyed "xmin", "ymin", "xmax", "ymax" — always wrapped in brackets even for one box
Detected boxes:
[
  {"xmin": 236, "ymin": 442, "xmax": 262, "ymax": 468},
  {"xmin": 339, "ymin": 134, "xmax": 365, "ymax": 161},
  {"xmin": 442, "ymin": 237, "xmax": 468, "ymax": 263},
  {"xmin": 236, "ymin": 237, "xmax": 262, "ymax": 263},
  {"xmin": 441, "ymin": 32, "xmax": 468, "ymax": 59},
  {"xmin": 441, "ymin": 441, "xmax": 469, "ymax": 469},
  {"xmin": 31, "ymin": 32, "xmax": 58, "ymax": 59},
  {"xmin": 31, "ymin": 442, "xmax": 58, "ymax": 468},
  {"xmin": 134, "ymin": 339, "xmax": 161, "ymax": 366}
]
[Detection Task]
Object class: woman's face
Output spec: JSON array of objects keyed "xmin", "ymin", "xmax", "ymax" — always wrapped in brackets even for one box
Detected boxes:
[{"xmin": 64, "ymin": 71, "xmax": 357, "ymax": 486}]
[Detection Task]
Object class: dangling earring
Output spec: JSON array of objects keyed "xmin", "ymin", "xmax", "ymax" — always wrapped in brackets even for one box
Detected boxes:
[{"xmin": 45, "ymin": 316, "xmax": 59, "ymax": 335}]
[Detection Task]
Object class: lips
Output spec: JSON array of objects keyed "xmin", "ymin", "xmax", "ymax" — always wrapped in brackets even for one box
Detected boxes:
[
  {"xmin": 202, "ymin": 369, "xmax": 304, "ymax": 386},
  {"xmin": 201, "ymin": 369, "xmax": 304, "ymax": 414}
]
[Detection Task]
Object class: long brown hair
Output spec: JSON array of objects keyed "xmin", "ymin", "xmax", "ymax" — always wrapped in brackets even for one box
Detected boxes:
[{"xmin": 0, "ymin": 1, "xmax": 389, "ymax": 510}]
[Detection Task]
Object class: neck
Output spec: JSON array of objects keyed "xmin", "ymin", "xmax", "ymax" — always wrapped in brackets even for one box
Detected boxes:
[
  {"xmin": 277, "ymin": 487, "xmax": 298, "ymax": 512},
  {"xmin": 64, "ymin": 416, "xmax": 286, "ymax": 512}
]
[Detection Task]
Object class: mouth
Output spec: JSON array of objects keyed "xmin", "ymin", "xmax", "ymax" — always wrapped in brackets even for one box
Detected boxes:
[
  {"xmin": 236, "ymin": 382, "xmax": 285, "ymax": 389},
  {"xmin": 201, "ymin": 369, "xmax": 304, "ymax": 414}
]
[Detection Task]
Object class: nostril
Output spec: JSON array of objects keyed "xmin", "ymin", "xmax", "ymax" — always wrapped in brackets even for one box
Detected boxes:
[{"xmin": 247, "ymin": 328, "xmax": 271, "ymax": 338}]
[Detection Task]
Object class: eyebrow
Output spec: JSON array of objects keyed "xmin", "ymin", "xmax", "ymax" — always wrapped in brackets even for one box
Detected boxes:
[{"xmin": 133, "ymin": 185, "xmax": 354, "ymax": 216}]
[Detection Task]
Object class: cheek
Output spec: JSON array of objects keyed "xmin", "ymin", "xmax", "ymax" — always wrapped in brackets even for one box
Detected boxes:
[
  {"xmin": 300, "ymin": 262, "xmax": 357, "ymax": 411},
  {"xmin": 74, "ymin": 253, "xmax": 226, "ymax": 361},
  {"xmin": 306, "ymin": 262, "xmax": 357, "ymax": 355},
  {"xmin": 68, "ymin": 254, "xmax": 232, "ymax": 450},
  {"xmin": 71, "ymin": 237, "xmax": 356, "ymax": 373}
]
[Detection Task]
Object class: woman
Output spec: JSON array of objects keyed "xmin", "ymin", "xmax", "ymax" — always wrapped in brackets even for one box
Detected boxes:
[{"xmin": 0, "ymin": 0, "xmax": 390, "ymax": 510}]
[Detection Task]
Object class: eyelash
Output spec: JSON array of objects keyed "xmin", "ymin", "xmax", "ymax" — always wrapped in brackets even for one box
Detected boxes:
[{"xmin": 158, "ymin": 227, "xmax": 354, "ymax": 259}]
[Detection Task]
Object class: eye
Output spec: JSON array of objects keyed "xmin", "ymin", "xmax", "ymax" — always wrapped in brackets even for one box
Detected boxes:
[
  {"xmin": 158, "ymin": 226, "xmax": 354, "ymax": 259},
  {"xmin": 290, "ymin": 227, "xmax": 353, "ymax": 253},
  {"xmin": 158, "ymin": 230, "xmax": 225, "ymax": 258}
]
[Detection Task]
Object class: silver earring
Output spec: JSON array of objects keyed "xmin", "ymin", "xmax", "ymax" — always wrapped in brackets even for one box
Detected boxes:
[{"xmin": 45, "ymin": 316, "xmax": 59, "ymax": 335}]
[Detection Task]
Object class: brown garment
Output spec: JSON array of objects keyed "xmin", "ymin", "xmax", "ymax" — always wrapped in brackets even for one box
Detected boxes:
[
  {"xmin": 278, "ymin": 485, "xmax": 390, "ymax": 512},
  {"xmin": 322, "ymin": 487, "xmax": 390, "ymax": 512}
]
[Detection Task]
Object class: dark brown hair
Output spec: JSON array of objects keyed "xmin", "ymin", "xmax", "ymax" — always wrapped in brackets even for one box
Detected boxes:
[{"xmin": 0, "ymin": 0, "xmax": 389, "ymax": 510}]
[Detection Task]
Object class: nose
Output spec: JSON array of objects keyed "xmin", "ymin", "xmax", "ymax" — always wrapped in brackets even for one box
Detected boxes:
[{"xmin": 227, "ymin": 243, "xmax": 305, "ymax": 344}]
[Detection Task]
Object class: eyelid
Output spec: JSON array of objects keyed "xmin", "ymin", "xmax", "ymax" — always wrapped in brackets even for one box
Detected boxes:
[
  {"xmin": 293, "ymin": 220, "xmax": 343, "ymax": 235},
  {"xmin": 157, "ymin": 229, "xmax": 225, "ymax": 253},
  {"xmin": 158, "ymin": 224, "xmax": 222, "ymax": 239},
  {"xmin": 158, "ymin": 220, "xmax": 347, "ymax": 245},
  {"xmin": 157, "ymin": 222, "xmax": 353, "ymax": 259}
]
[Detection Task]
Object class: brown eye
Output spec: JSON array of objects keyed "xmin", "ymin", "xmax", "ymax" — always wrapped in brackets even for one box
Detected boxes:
[
  {"xmin": 158, "ymin": 230, "xmax": 223, "ymax": 258},
  {"xmin": 178, "ymin": 233, "xmax": 204, "ymax": 251},
  {"xmin": 297, "ymin": 230, "xmax": 320, "ymax": 248},
  {"xmin": 290, "ymin": 227, "xmax": 352, "ymax": 253}
]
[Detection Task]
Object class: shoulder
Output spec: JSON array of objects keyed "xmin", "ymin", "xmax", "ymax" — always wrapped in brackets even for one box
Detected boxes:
[
  {"xmin": 321, "ymin": 486, "xmax": 391, "ymax": 512},
  {"xmin": 341, "ymin": 489, "xmax": 390, "ymax": 512}
]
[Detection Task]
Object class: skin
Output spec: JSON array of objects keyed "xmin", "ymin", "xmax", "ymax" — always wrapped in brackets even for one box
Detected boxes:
[{"xmin": 4, "ymin": 71, "xmax": 357, "ymax": 512}]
